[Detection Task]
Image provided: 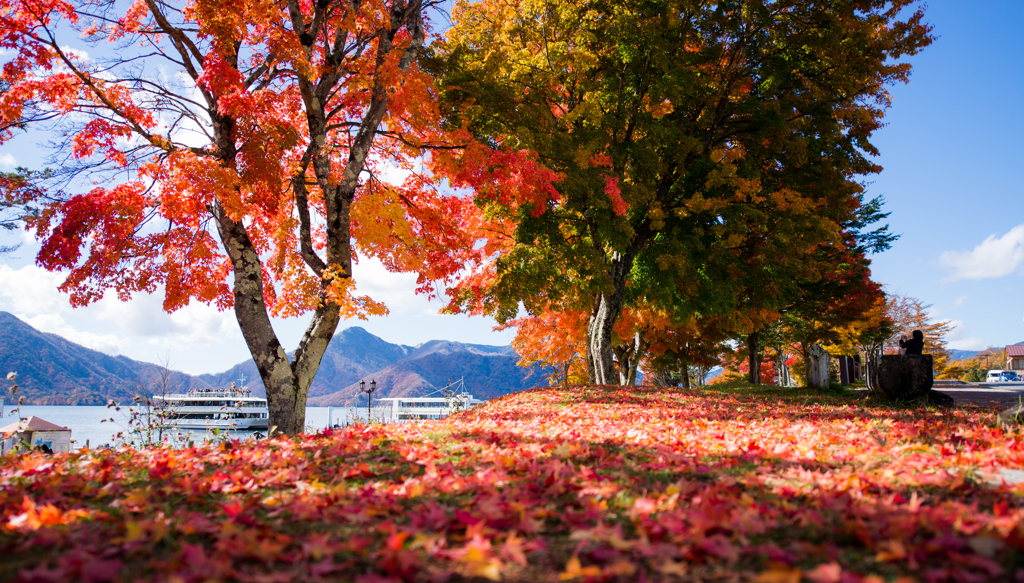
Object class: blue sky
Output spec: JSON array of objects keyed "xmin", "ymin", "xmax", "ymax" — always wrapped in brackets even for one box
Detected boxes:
[
  {"xmin": 1, "ymin": 0, "xmax": 1021, "ymax": 373},
  {"xmin": 867, "ymin": 0, "xmax": 1024, "ymax": 351}
]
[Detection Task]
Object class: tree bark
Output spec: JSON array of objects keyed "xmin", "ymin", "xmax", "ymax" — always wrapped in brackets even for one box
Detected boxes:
[
  {"xmin": 626, "ymin": 331, "xmax": 644, "ymax": 385},
  {"xmin": 613, "ymin": 344, "xmax": 628, "ymax": 385},
  {"xmin": 747, "ymin": 331, "xmax": 760, "ymax": 385},
  {"xmin": 586, "ymin": 244, "xmax": 641, "ymax": 385},
  {"xmin": 211, "ymin": 200, "xmax": 341, "ymax": 434},
  {"xmin": 216, "ymin": 0, "xmax": 421, "ymax": 434},
  {"xmin": 776, "ymin": 350, "xmax": 788, "ymax": 387},
  {"xmin": 588, "ymin": 291, "xmax": 624, "ymax": 385},
  {"xmin": 802, "ymin": 344, "xmax": 813, "ymax": 387},
  {"xmin": 681, "ymin": 364, "xmax": 691, "ymax": 389},
  {"xmin": 585, "ymin": 334, "xmax": 596, "ymax": 384},
  {"xmin": 614, "ymin": 330, "xmax": 646, "ymax": 385}
]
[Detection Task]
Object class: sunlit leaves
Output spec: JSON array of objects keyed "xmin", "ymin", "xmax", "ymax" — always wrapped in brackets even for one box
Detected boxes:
[
  {"xmin": 0, "ymin": 0, "xmax": 469, "ymax": 321},
  {"xmin": 1, "ymin": 385, "xmax": 1021, "ymax": 581},
  {"xmin": 439, "ymin": 0, "xmax": 933, "ymax": 384}
]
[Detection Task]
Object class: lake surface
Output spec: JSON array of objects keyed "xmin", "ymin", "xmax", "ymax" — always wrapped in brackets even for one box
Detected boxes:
[{"xmin": 2, "ymin": 404, "xmax": 369, "ymax": 449}]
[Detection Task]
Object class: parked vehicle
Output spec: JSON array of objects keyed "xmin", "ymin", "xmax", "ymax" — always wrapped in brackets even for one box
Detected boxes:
[
  {"xmin": 1000, "ymin": 371, "xmax": 1019, "ymax": 382},
  {"xmin": 987, "ymin": 370, "xmax": 1005, "ymax": 382}
]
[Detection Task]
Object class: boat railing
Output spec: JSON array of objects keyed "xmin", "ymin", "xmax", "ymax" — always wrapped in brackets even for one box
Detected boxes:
[{"xmin": 163, "ymin": 389, "xmax": 258, "ymax": 399}]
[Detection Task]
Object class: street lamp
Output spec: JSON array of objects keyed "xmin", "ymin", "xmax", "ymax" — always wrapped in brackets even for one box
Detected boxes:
[{"xmin": 361, "ymin": 379, "xmax": 377, "ymax": 422}]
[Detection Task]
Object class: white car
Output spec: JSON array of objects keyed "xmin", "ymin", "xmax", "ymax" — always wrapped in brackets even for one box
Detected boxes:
[{"xmin": 987, "ymin": 370, "xmax": 1019, "ymax": 382}]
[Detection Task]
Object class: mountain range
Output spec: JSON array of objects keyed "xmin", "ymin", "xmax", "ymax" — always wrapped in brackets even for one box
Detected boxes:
[
  {"xmin": 0, "ymin": 311, "xmax": 548, "ymax": 405},
  {"xmin": 949, "ymin": 341, "xmax": 1024, "ymax": 362},
  {"xmin": 949, "ymin": 349, "xmax": 980, "ymax": 361}
]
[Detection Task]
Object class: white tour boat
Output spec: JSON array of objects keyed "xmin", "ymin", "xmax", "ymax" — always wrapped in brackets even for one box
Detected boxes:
[
  {"xmin": 153, "ymin": 384, "xmax": 269, "ymax": 430},
  {"xmin": 379, "ymin": 386, "xmax": 483, "ymax": 422}
]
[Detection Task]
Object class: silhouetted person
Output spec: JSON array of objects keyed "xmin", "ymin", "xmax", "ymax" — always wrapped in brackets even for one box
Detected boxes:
[{"xmin": 900, "ymin": 330, "xmax": 924, "ymax": 355}]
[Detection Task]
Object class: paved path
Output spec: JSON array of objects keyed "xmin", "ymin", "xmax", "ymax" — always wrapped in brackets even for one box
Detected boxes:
[{"xmin": 933, "ymin": 383, "xmax": 1023, "ymax": 409}]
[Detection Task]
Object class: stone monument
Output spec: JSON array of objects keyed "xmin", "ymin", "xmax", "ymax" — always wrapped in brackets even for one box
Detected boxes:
[
  {"xmin": 872, "ymin": 354, "xmax": 933, "ymax": 401},
  {"xmin": 807, "ymin": 345, "xmax": 831, "ymax": 388}
]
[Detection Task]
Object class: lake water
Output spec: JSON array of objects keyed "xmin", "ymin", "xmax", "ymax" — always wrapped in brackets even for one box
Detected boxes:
[{"xmin": 2, "ymin": 404, "xmax": 369, "ymax": 449}]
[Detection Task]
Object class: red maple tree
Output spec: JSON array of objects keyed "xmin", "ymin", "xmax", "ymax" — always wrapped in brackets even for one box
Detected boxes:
[{"xmin": 0, "ymin": 0, "xmax": 479, "ymax": 433}]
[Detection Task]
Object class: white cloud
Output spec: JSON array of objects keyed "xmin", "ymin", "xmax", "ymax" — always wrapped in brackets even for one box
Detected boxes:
[
  {"xmin": 0, "ymin": 264, "xmax": 240, "ymax": 356},
  {"xmin": 943, "ymin": 318, "xmax": 985, "ymax": 351},
  {"xmin": 952, "ymin": 295, "xmax": 968, "ymax": 307},
  {"xmin": 59, "ymin": 46, "xmax": 90, "ymax": 62},
  {"xmin": 352, "ymin": 256, "xmax": 431, "ymax": 313},
  {"xmin": 948, "ymin": 337, "xmax": 986, "ymax": 351},
  {"xmin": 18, "ymin": 227, "xmax": 35, "ymax": 246},
  {"xmin": 0, "ymin": 265, "xmax": 70, "ymax": 315},
  {"xmin": 94, "ymin": 293, "xmax": 180, "ymax": 337},
  {"xmin": 92, "ymin": 291, "xmax": 240, "ymax": 347},
  {"xmin": 372, "ymin": 160, "xmax": 414, "ymax": 187},
  {"xmin": 24, "ymin": 313, "xmax": 124, "ymax": 354},
  {"xmin": 143, "ymin": 69, "xmax": 213, "ymax": 150},
  {"xmin": 939, "ymin": 224, "xmax": 1024, "ymax": 281},
  {"xmin": 167, "ymin": 303, "xmax": 240, "ymax": 345},
  {"xmin": 0, "ymin": 266, "xmax": 124, "ymax": 354},
  {"xmin": 0, "ymin": 152, "xmax": 15, "ymax": 169}
]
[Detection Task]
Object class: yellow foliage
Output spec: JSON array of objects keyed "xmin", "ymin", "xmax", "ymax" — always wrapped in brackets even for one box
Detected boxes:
[{"xmin": 322, "ymin": 267, "xmax": 389, "ymax": 320}]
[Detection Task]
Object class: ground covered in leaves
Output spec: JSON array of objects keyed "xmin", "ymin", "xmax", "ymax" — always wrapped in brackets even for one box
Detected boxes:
[{"xmin": 2, "ymin": 384, "xmax": 1022, "ymax": 582}]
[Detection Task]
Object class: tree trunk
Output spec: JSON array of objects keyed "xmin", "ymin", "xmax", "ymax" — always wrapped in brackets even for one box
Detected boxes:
[
  {"xmin": 585, "ymin": 334, "xmax": 596, "ymax": 384},
  {"xmin": 212, "ymin": 200, "xmax": 341, "ymax": 435},
  {"xmin": 588, "ymin": 290, "xmax": 624, "ymax": 385},
  {"xmin": 802, "ymin": 344, "xmax": 813, "ymax": 387},
  {"xmin": 614, "ymin": 344, "xmax": 629, "ymax": 385},
  {"xmin": 626, "ymin": 331, "xmax": 644, "ymax": 385},
  {"xmin": 586, "ymin": 246, "xmax": 638, "ymax": 385},
  {"xmin": 681, "ymin": 365, "xmax": 691, "ymax": 389},
  {"xmin": 613, "ymin": 331, "xmax": 645, "ymax": 386},
  {"xmin": 747, "ymin": 331, "xmax": 760, "ymax": 385},
  {"xmin": 774, "ymin": 350, "xmax": 787, "ymax": 387}
]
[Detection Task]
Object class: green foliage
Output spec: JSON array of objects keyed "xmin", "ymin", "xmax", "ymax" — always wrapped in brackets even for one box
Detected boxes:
[
  {"xmin": 961, "ymin": 367, "xmax": 986, "ymax": 383},
  {"xmin": 439, "ymin": 0, "xmax": 934, "ymax": 382}
]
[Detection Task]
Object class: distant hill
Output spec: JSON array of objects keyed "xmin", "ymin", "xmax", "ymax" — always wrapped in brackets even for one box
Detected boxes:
[
  {"xmin": 950, "ymin": 342, "xmax": 1024, "ymax": 362},
  {"xmin": 198, "ymin": 327, "xmax": 416, "ymax": 398},
  {"xmin": 0, "ymin": 311, "xmax": 207, "ymax": 405},
  {"xmin": 0, "ymin": 312, "xmax": 547, "ymax": 405},
  {"xmin": 307, "ymin": 339, "xmax": 544, "ymax": 406}
]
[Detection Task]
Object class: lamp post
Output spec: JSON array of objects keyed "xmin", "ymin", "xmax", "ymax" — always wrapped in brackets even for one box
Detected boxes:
[{"xmin": 360, "ymin": 380, "xmax": 377, "ymax": 422}]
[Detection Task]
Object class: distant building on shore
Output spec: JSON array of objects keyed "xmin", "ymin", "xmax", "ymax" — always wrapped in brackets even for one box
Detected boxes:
[{"xmin": 0, "ymin": 416, "xmax": 72, "ymax": 455}]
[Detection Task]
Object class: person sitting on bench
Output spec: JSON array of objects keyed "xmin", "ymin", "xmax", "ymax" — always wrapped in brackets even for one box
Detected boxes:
[{"xmin": 899, "ymin": 330, "xmax": 924, "ymax": 355}]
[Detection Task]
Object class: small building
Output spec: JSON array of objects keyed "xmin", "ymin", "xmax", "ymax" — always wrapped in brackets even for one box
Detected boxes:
[
  {"xmin": 1, "ymin": 416, "xmax": 72, "ymax": 455},
  {"xmin": 1007, "ymin": 345, "xmax": 1024, "ymax": 372}
]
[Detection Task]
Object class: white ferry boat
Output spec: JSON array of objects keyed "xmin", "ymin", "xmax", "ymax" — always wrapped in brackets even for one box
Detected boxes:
[
  {"xmin": 379, "ymin": 392, "xmax": 483, "ymax": 421},
  {"xmin": 153, "ymin": 385, "xmax": 269, "ymax": 430}
]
